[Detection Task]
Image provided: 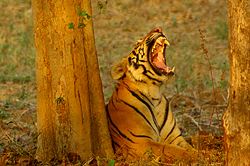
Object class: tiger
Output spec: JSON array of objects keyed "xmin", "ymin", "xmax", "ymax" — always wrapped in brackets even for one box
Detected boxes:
[{"xmin": 106, "ymin": 28, "xmax": 198, "ymax": 161}]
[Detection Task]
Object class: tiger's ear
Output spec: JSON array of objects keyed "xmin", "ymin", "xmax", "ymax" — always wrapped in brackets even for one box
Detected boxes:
[{"xmin": 111, "ymin": 58, "xmax": 127, "ymax": 80}]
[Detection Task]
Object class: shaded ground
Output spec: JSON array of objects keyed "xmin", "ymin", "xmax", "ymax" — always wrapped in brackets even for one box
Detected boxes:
[{"xmin": 0, "ymin": 0, "xmax": 228, "ymax": 165}]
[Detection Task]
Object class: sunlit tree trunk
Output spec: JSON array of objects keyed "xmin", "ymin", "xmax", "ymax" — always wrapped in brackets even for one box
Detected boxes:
[
  {"xmin": 222, "ymin": 0, "xmax": 250, "ymax": 165},
  {"xmin": 32, "ymin": 0, "xmax": 113, "ymax": 161}
]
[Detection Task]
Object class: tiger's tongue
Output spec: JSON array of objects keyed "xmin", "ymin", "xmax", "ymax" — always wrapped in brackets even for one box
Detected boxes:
[{"xmin": 153, "ymin": 52, "xmax": 169, "ymax": 71}]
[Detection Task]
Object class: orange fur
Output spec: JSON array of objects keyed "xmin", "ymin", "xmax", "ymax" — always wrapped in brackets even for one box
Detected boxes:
[{"xmin": 107, "ymin": 28, "xmax": 198, "ymax": 161}]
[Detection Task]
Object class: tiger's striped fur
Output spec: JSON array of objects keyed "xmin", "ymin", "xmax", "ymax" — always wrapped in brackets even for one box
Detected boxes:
[{"xmin": 107, "ymin": 28, "xmax": 198, "ymax": 161}]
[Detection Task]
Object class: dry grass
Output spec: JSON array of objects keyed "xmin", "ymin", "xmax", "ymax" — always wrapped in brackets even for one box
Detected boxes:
[{"xmin": 0, "ymin": 0, "xmax": 228, "ymax": 165}]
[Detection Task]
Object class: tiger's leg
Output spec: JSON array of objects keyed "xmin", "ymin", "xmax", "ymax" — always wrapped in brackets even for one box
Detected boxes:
[{"xmin": 127, "ymin": 140, "xmax": 198, "ymax": 162}]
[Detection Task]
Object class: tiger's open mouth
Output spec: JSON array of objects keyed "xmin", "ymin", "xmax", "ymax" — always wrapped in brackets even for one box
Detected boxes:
[{"xmin": 150, "ymin": 36, "xmax": 175, "ymax": 75}]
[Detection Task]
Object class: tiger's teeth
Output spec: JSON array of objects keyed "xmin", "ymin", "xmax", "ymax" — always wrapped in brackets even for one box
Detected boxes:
[
  {"xmin": 152, "ymin": 44, "xmax": 155, "ymax": 52},
  {"xmin": 156, "ymin": 39, "xmax": 162, "ymax": 45},
  {"xmin": 172, "ymin": 67, "xmax": 175, "ymax": 72},
  {"xmin": 166, "ymin": 67, "xmax": 169, "ymax": 73},
  {"xmin": 153, "ymin": 43, "xmax": 156, "ymax": 50},
  {"xmin": 164, "ymin": 40, "xmax": 170, "ymax": 46}
]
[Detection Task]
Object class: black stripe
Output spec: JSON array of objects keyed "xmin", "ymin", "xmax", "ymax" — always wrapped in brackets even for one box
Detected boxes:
[
  {"xmin": 160, "ymin": 98, "xmax": 169, "ymax": 132},
  {"xmin": 130, "ymin": 131, "xmax": 154, "ymax": 140},
  {"xmin": 135, "ymin": 53, "xmax": 139, "ymax": 63},
  {"xmin": 138, "ymin": 80, "xmax": 147, "ymax": 83},
  {"xmin": 111, "ymin": 98, "xmax": 116, "ymax": 109},
  {"xmin": 133, "ymin": 63, "xmax": 161, "ymax": 83},
  {"xmin": 169, "ymin": 134, "xmax": 182, "ymax": 144},
  {"xmin": 140, "ymin": 64, "xmax": 147, "ymax": 74},
  {"xmin": 112, "ymin": 141, "xmax": 121, "ymax": 149},
  {"xmin": 132, "ymin": 51, "xmax": 136, "ymax": 55},
  {"xmin": 106, "ymin": 106, "xmax": 135, "ymax": 143},
  {"xmin": 129, "ymin": 63, "xmax": 161, "ymax": 83},
  {"xmin": 143, "ymin": 73, "xmax": 162, "ymax": 82},
  {"xmin": 139, "ymin": 91, "xmax": 154, "ymax": 107},
  {"xmin": 110, "ymin": 128, "xmax": 122, "ymax": 149},
  {"xmin": 115, "ymin": 86, "xmax": 119, "ymax": 93},
  {"xmin": 128, "ymin": 57, "xmax": 132, "ymax": 66},
  {"xmin": 146, "ymin": 70, "xmax": 155, "ymax": 76},
  {"xmin": 151, "ymin": 66, "xmax": 162, "ymax": 76},
  {"xmin": 156, "ymin": 96, "xmax": 162, "ymax": 106},
  {"xmin": 121, "ymin": 100, "xmax": 157, "ymax": 134},
  {"xmin": 134, "ymin": 63, "xmax": 139, "ymax": 69},
  {"xmin": 164, "ymin": 119, "xmax": 176, "ymax": 141},
  {"xmin": 139, "ymin": 60, "xmax": 146, "ymax": 62},
  {"xmin": 128, "ymin": 153, "xmax": 139, "ymax": 159},
  {"xmin": 111, "ymin": 128, "xmax": 119, "ymax": 136},
  {"xmin": 134, "ymin": 44, "xmax": 139, "ymax": 49},
  {"xmin": 123, "ymin": 83, "xmax": 160, "ymax": 130},
  {"xmin": 146, "ymin": 37, "xmax": 155, "ymax": 46}
]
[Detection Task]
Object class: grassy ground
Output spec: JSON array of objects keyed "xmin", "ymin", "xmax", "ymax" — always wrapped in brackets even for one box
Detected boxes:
[{"xmin": 0, "ymin": 0, "xmax": 228, "ymax": 165}]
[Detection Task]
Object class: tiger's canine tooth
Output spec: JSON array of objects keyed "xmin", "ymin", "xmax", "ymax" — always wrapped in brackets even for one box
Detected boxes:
[
  {"xmin": 164, "ymin": 40, "xmax": 170, "ymax": 46},
  {"xmin": 153, "ymin": 43, "xmax": 156, "ymax": 50},
  {"xmin": 156, "ymin": 39, "xmax": 163, "ymax": 45},
  {"xmin": 166, "ymin": 67, "xmax": 169, "ymax": 73},
  {"xmin": 172, "ymin": 67, "xmax": 175, "ymax": 72}
]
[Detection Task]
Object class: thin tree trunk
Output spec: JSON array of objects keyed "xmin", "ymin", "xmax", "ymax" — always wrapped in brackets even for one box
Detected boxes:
[
  {"xmin": 32, "ymin": 0, "xmax": 113, "ymax": 161},
  {"xmin": 222, "ymin": 0, "xmax": 250, "ymax": 165}
]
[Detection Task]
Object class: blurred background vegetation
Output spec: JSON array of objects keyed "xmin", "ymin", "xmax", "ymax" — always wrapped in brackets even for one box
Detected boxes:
[{"xmin": 0, "ymin": 0, "xmax": 228, "ymax": 164}]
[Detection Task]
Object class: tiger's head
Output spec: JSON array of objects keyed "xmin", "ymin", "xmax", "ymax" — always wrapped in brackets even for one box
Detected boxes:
[{"xmin": 111, "ymin": 28, "xmax": 175, "ymax": 83}]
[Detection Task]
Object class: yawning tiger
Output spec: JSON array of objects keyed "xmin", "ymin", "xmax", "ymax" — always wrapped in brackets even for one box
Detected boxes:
[{"xmin": 106, "ymin": 28, "xmax": 198, "ymax": 161}]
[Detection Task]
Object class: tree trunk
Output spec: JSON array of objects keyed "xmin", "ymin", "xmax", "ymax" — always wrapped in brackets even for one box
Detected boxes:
[
  {"xmin": 222, "ymin": 0, "xmax": 250, "ymax": 165},
  {"xmin": 32, "ymin": 0, "xmax": 113, "ymax": 161}
]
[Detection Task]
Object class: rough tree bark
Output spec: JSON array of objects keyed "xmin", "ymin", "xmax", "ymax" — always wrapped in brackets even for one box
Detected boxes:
[
  {"xmin": 32, "ymin": 0, "xmax": 113, "ymax": 161},
  {"xmin": 222, "ymin": 0, "xmax": 250, "ymax": 165}
]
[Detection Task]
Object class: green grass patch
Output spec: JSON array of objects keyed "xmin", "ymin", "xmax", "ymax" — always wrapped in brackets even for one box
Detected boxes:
[{"xmin": 0, "ymin": 0, "xmax": 35, "ymax": 84}]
